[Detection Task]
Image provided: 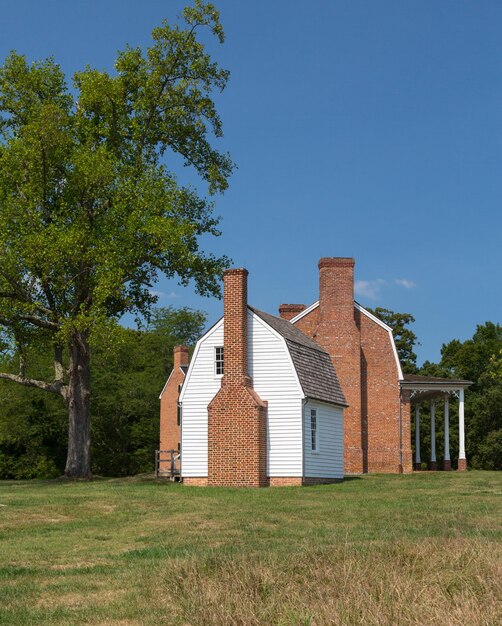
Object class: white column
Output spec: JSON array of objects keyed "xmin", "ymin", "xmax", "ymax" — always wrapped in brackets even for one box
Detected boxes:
[
  {"xmin": 444, "ymin": 396, "xmax": 450, "ymax": 462},
  {"xmin": 415, "ymin": 405, "xmax": 421, "ymax": 467},
  {"xmin": 430, "ymin": 400, "xmax": 436, "ymax": 464},
  {"xmin": 459, "ymin": 388, "xmax": 465, "ymax": 460}
]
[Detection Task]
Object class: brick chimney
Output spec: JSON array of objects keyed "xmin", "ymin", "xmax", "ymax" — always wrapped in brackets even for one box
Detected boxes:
[
  {"xmin": 173, "ymin": 345, "xmax": 189, "ymax": 370},
  {"xmin": 279, "ymin": 303, "xmax": 306, "ymax": 321},
  {"xmin": 221, "ymin": 269, "xmax": 252, "ymax": 387},
  {"xmin": 207, "ymin": 269, "xmax": 268, "ymax": 487},
  {"xmin": 317, "ymin": 257, "xmax": 363, "ymax": 473},
  {"xmin": 159, "ymin": 345, "xmax": 189, "ymax": 461}
]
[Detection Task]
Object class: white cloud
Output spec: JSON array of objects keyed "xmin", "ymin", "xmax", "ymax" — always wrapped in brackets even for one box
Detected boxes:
[
  {"xmin": 354, "ymin": 279, "xmax": 387, "ymax": 300},
  {"xmin": 395, "ymin": 278, "xmax": 416, "ymax": 289},
  {"xmin": 148, "ymin": 289, "xmax": 180, "ymax": 300},
  {"xmin": 149, "ymin": 289, "xmax": 165, "ymax": 298}
]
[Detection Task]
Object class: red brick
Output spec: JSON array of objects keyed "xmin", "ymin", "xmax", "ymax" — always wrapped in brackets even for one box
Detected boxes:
[
  {"xmin": 207, "ymin": 269, "xmax": 268, "ymax": 487},
  {"xmin": 183, "ymin": 477, "xmax": 209, "ymax": 486},
  {"xmin": 159, "ymin": 345, "xmax": 188, "ymax": 465},
  {"xmin": 457, "ymin": 458, "xmax": 467, "ymax": 471},
  {"xmin": 294, "ymin": 257, "xmax": 413, "ymax": 475},
  {"xmin": 278, "ymin": 304, "xmax": 306, "ymax": 321}
]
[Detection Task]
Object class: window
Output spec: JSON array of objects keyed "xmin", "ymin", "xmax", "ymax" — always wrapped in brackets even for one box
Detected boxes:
[
  {"xmin": 311, "ymin": 409, "xmax": 318, "ymax": 452},
  {"xmin": 215, "ymin": 346, "xmax": 224, "ymax": 376},
  {"xmin": 177, "ymin": 384, "xmax": 183, "ymax": 426}
]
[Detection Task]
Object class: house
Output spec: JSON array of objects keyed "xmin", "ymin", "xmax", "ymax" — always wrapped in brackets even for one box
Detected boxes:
[
  {"xmin": 159, "ymin": 268, "xmax": 347, "ymax": 486},
  {"xmin": 281, "ymin": 258, "xmax": 470, "ymax": 474},
  {"xmin": 283, "ymin": 257, "xmax": 411, "ymax": 474},
  {"xmin": 159, "ymin": 257, "xmax": 471, "ymax": 485}
]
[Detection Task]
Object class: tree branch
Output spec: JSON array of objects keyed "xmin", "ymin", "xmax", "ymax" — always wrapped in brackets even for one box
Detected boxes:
[
  {"xmin": 0, "ymin": 314, "xmax": 60, "ymax": 331},
  {"xmin": 0, "ymin": 371, "xmax": 66, "ymax": 396},
  {"xmin": 0, "ymin": 270, "xmax": 55, "ymax": 317},
  {"xmin": 136, "ymin": 23, "xmax": 199, "ymax": 165}
]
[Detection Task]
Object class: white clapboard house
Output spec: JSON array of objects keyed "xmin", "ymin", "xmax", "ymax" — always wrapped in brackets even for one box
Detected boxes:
[{"xmin": 167, "ymin": 268, "xmax": 346, "ymax": 487}]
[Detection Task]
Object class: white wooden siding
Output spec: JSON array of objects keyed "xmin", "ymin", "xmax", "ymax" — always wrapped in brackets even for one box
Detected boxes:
[
  {"xmin": 180, "ymin": 320, "xmax": 223, "ymax": 477},
  {"xmin": 180, "ymin": 311, "xmax": 305, "ymax": 478},
  {"xmin": 248, "ymin": 312, "xmax": 304, "ymax": 477},
  {"xmin": 303, "ymin": 400, "xmax": 344, "ymax": 478}
]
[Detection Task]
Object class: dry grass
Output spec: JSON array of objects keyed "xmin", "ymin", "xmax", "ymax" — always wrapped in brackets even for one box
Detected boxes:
[
  {"xmin": 0, "ymin": 471, "xmax": 500, "ymax": 625},
  {"xmin": 150, "ymin": 538, "xmax": 501, "ymax": 625}
]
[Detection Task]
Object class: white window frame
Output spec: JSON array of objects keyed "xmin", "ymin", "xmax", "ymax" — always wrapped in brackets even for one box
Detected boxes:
[
  {"xmin": 310, "ymin": 409, "xmax": 319, "ymax": 454},
  {"xmin": 214, "ymin": 346, "xmax": 224, "ymax": 378}
]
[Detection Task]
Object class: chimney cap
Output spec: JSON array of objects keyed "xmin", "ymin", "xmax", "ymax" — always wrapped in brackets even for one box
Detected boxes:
[
  {"xmin": 224, "ymin": 268, "xmax": 248, "ymax": 277},
  {"xmin": 173, "ymin": 345, "xmax": 189, "ymax": 353},
  {"xmin": 279, "ymin": 303, "xmax": 306, "ymax": 312},
  {"xmin": 318, "ymin": 257, "xmax": 355, "ymax": 269}
]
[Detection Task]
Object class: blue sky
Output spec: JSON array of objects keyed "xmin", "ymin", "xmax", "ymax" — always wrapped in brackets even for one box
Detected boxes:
[{"xmin": 1, "ymin": 1, "xmax": 501, "ymax": 364}]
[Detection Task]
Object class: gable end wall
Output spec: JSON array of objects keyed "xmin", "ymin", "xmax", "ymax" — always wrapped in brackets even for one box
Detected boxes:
[
  {"xmin": 359, "ymin": 311, "xmax": 411, "ymax": 473},
  {"xmin": 160, "ymin": 367, "xmax": 185, "ymax": 458},
  {"xmin": 292, "ymin": 303, "xmax": 412, "ymax": 474}
]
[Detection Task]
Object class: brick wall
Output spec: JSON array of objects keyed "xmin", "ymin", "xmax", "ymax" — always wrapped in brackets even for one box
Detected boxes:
[
  {"xmin": 279, "ymin": 304, "xmax": 306, "ymax": 321},
  {"xmin": 159, "ymin": 345, "xmax": 188, "ymax": 461},
  {"xmin": 400, "ymin": 393, "xmax": 413, "ymax": 473},
  {"xmin": 292, "ymin": 257, "xmax": 412, "ymax": 474},
  {"xmin": 294, "ymin": 305, "xmax": 319, "ymax": 339},
  {"xmin": 360, "ymin": 313, "xmax": 412, "ymax": 473},
  {"xmin": 269, "ymin": 477, "xmax": 342, "ymax": 486},
  {"xmin": 183, "ymin": 477, "xmax": 209, "ymax": 487},
  {"xmin": 207, "ymin": 269, "xmax": 268, "ymax": 487},
  {"xmin": 269, "ymin": 477, "xmax": 303, "ymax": 486},
  {"xmin": 316, "ymin": 258, "xmax": 363, "ymax": 474}
]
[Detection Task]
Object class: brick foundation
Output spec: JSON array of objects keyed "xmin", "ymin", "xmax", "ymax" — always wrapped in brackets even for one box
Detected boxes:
[
  {"xmin": 269, "ymin": 477, "xmax": 302, "ymax": 487},
  {"xmin": 183, "ymin": 476, "xmax": 346, "ymax": 487},
  {"xmin": 302, "ymin": 477, "xmax": 343, "ymax": 485},
  {"xmin": 428, "ymin": 461, "xmax": 437, "ymax": 471},
  {"xmin": 443, "ymin": 459, "xmax": 452, "ymax": 471},
  {"xmin": 457, "ymin": 458, "xmax": 467, "ymax": 471},
  {"xmin": 183, "ymin": 477, "xmax": 208, "ymax": 486}
]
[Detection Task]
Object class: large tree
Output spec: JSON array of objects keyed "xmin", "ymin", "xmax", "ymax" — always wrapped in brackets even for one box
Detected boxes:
[
  {"xmin": 0, "ymin": 306, "xmax": 206, "ymax": 479},
  {"xmin": 438, "ymin": 322, "xmax": 502, "ymax": 470},
  {"xmin": 0, "ymin": 1, "xmax": 232, "ymax": 478}
]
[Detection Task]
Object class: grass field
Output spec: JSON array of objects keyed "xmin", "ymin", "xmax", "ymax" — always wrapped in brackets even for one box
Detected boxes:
[{"xmin": 0, "ymin": 471, "xmax": 501, "ymax": 625}]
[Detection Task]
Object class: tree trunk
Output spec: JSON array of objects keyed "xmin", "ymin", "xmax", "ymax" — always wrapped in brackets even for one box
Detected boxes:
[{"xmin": 64, "ymin": 332, "xmax": 92, "ymax": 479}]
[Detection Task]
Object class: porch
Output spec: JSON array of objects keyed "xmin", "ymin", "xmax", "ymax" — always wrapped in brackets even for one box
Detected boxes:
[{"xmin": 401, "ymin": 375, "xmax": 472, "ymax": 471}]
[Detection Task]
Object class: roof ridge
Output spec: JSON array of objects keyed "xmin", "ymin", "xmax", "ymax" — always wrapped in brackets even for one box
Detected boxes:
[{"xmin": 248, "ymin": 306, "xmax": 328, "ymax": 353}]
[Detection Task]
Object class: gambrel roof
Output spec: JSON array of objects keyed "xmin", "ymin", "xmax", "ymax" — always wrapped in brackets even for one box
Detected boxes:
[{"xmin": 250, "ymin": 307, "xmax": 347, "ymax": 407}]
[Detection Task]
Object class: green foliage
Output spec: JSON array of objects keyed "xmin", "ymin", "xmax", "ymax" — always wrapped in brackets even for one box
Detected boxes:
[
  {"xmin": 90, "ymin": 306, "xmax": 205, "ymax": 476},
  {"xmin": 0, "ymin": 2, "xmax": 231, "ymax": 475},
  {"xmin": 0, "ymin": 307, "xmax": 205, "ymax": 477},
  {"xmin": 474, "ymin": 429, "xmax": 502, "ymax": 471},
  {"xmin": 417, "ymin": 322, "xmax": 502, "ymax": 471},
  {"xmin": 366, "ymin": 307, "xmax": 418, "ymax": 373},
  {"xmin": 0, "ymin": 1, "xmax": 231, "ymax": 346}
]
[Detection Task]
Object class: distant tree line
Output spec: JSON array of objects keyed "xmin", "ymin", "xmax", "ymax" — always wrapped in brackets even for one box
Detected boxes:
[
  {"xmin": 369, "ymin": 309, "xmax": 502, "ymax": 471},
  {"xmin": 0, "ymin": 307, "xmax": 205, "ymax": 478},
  {"xmin": 0, "ymin": 306, "xmax": 500, "ymax": 477}
]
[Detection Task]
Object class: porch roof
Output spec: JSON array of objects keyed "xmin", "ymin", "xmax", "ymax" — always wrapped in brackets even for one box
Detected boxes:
[{"xmin": 400, "ymin": 374, "xmax": 472, "ymax": 403}]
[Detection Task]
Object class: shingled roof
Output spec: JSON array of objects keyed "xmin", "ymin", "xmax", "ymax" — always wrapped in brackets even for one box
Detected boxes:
[{"xmin": 249, "ymin": 307, "xmax": 347, "ymax": 407}]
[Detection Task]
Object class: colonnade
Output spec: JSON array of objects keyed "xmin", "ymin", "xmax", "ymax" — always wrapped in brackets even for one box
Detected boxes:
[{"xmin": 413, "ymin": 389, "xmax": 466, "ymax": 471}]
